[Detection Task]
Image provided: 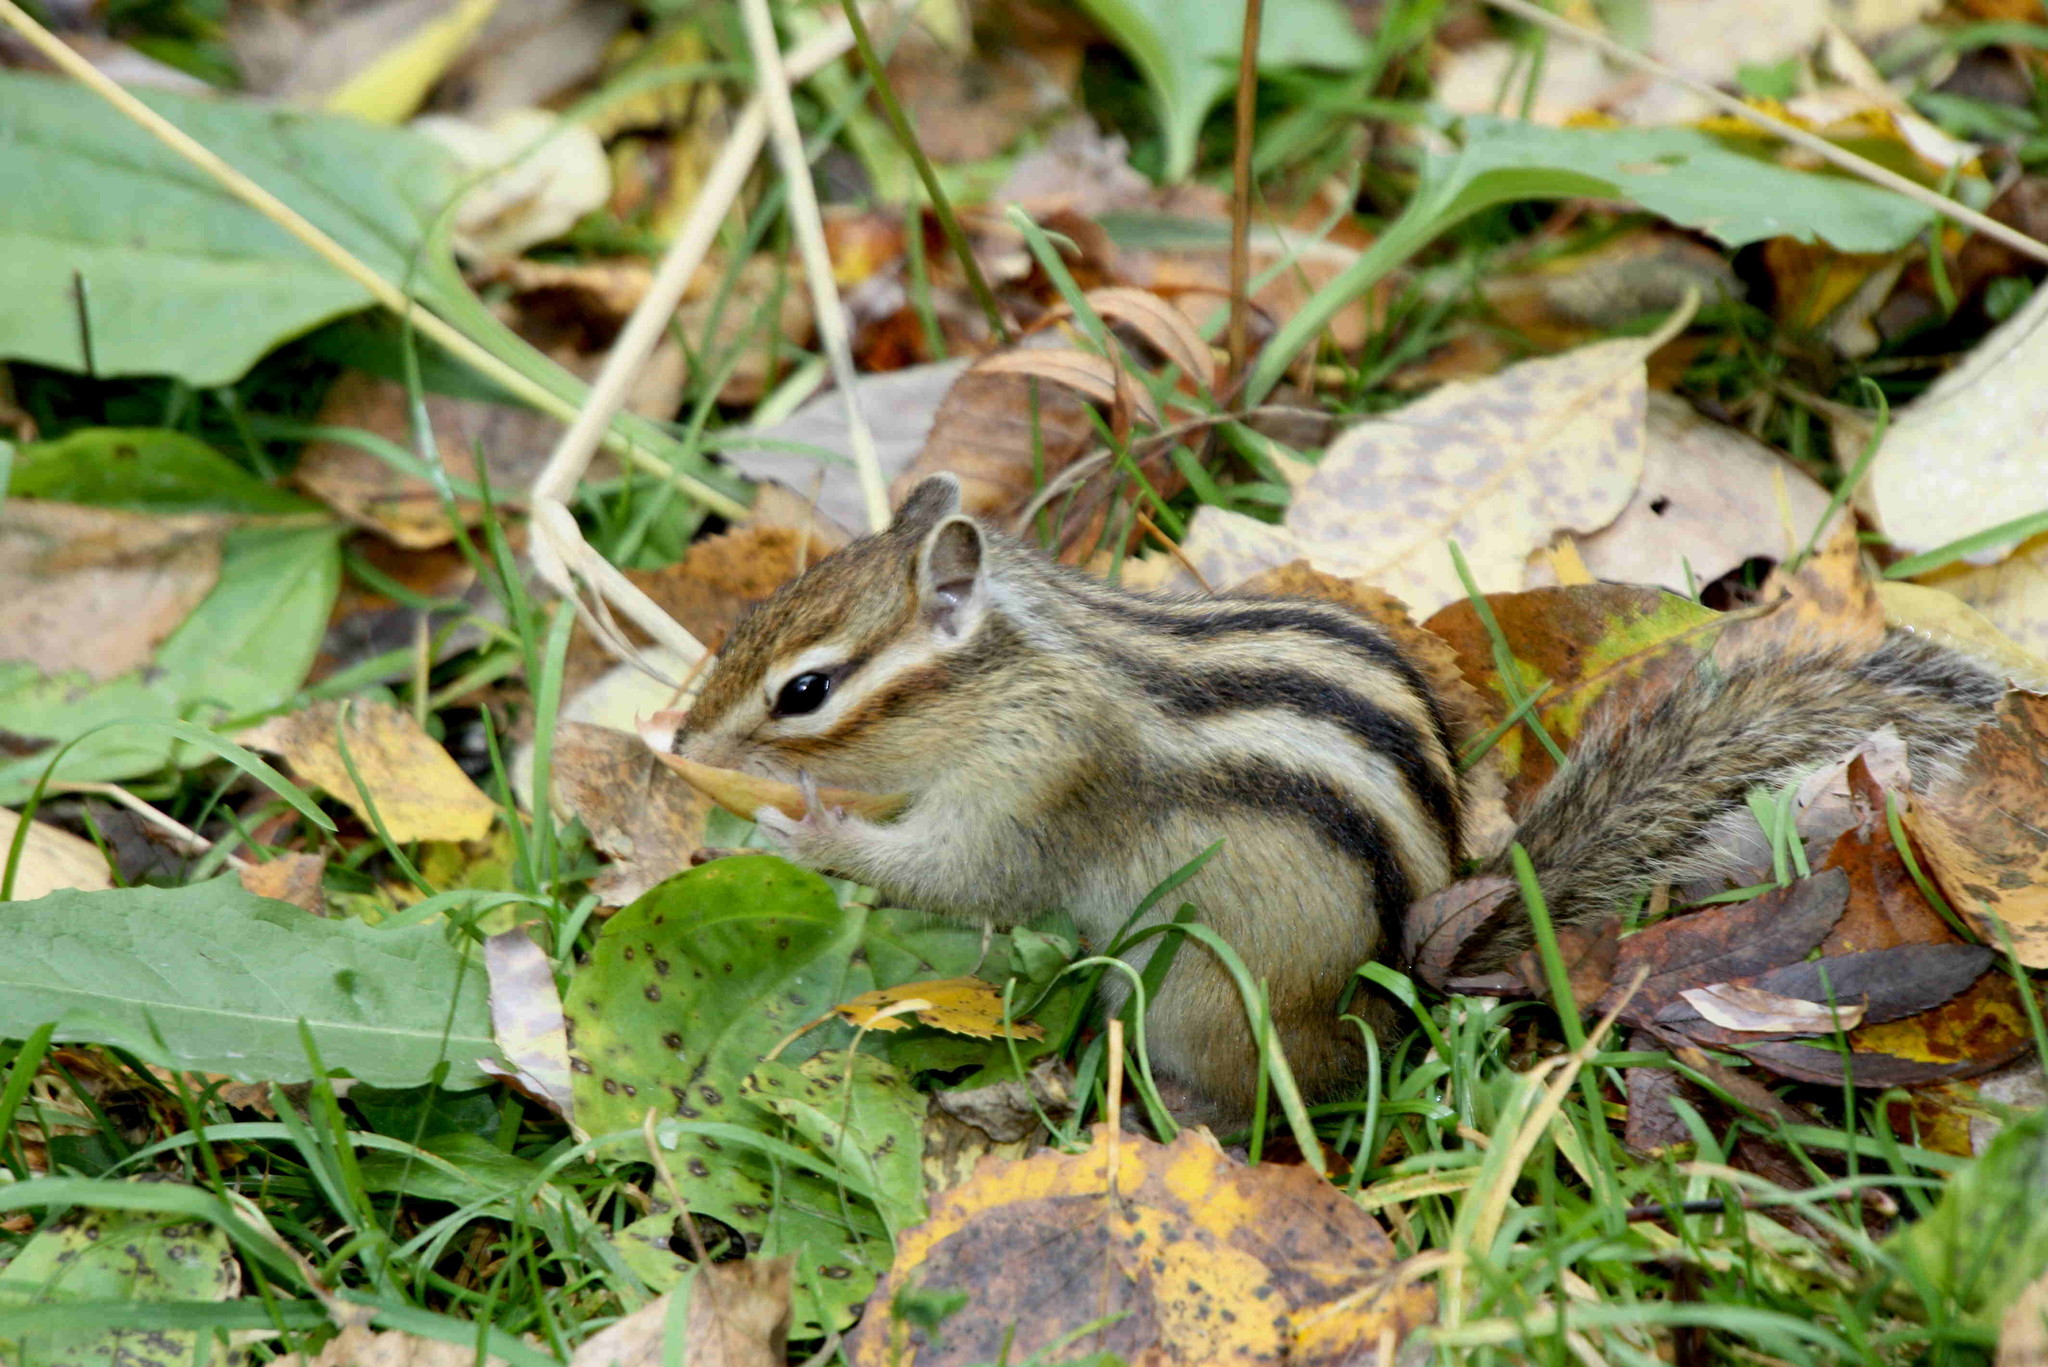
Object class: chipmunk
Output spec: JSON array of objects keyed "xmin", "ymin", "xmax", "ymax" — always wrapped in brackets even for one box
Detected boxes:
[{"xmin": 673, "ymin": 474, "xmax": 2004, "ymax": 1127}]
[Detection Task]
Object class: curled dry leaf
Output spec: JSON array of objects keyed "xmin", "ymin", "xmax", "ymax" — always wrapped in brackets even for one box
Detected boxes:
[
  {"xmin": 412, "ymin": 107, "xmax": 610, "ymax": 260},
  {"xmin": 1679, "ymin": 982, "xmax": 1867, "ymax": 1033},
  {"xmin": 970, "ymin": 348, "xmax": 1162, "ymax": 428},
  {"xmin": 833, "ymin": 977, "xmax": 1045, "ymax": 1040},
  {"xmin": 1906, "ymin": 689, "xmax": 2048, "ymax": 966},
  {"xmin": 480, "ymin": 927, "xmax": 573, "ymax": 1117},
  {"xmin": 638, "ymin": 711, "xmax": 907, "ymax": 823},
  {"xmin": 1068, "ymin": 284, "xmax": 1215, "ymax": 392},
  {"xmin": 237, "ymin": 698, "xmax": 496, "ymax": 843},
  {"xmin": 848, "ymin": 1126, "xmax": 1433, "ymax": 1367}
]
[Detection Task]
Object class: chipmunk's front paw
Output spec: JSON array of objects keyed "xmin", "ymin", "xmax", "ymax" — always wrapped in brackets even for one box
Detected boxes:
[{"xmin": 752, "ymin": 773, "xmax": 860, "ymax": 868}]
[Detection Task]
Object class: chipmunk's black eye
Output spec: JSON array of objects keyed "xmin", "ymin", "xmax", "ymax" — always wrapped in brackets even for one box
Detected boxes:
[{"xmin": 773, "ymin": 671, "xmax": 833, "ymax": 717}]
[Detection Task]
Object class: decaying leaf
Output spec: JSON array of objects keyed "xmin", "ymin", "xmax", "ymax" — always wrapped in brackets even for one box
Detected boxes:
[
  {"xmin": 0, "ymin": 808, "xmax": 112, "ymax": 899},
  {"xmin": 1715, "ymin": 517, "xmax": 1888, "ymax": 666},
  {"xmin": 412, "ymin": 106, "xmax": 609, "ymax": 259},
  {"xmin": 638, "ymin": 712, "xmax": 907, "ymax": 823},
  {"xmin": 1525, "ymin": 394, "xmax": 1832, "ymax": 597},
  {"xmin": 833, "ymin": 978, "xmax": 1046, "ymax": 1040},
  {"xmin": 1907, "ymin": 690, "xmax": 2048, "ymax": 966},
  {"xmin": 1878, "ymin": 580, "xmax": 2048, "ymax": 691},
  {"xmin": 1679, "ymin": 981, "xmax": 1867, "ymax": 1033},
  {"xmin": 1185, "ymin": 333, "xmax": 1656, "ymax": 616},
  {"xmin": 565, "ymin": 1259, "xmax": 791, "ymax": 1367},
  {"xmin": 552, "ymin": 721, "xmax": 712, "ymax": 906},
  {"xmin": 0, "ymin": 502, "xmax": 227, "ymax": 682},
  {"xmin": 1861, "ymin": 276, "xmax": 2048, "ymax": 564},
  {"xmin": 238, "ymin": 698, "xmax": 496, "ymax": 843},
  {"xmin": 848, "ymin": 1125, "xmax": 1434, "ymax": 1366},
  {"xmin": 286, "ymin": 1323, "xmax": 513, "ymax": 1366},
  {"xmin": 237, "ymin": 851, "xmax": 327, "ymax": 914},
  {"xmin": 1918, "ymin": 533, "xmax": 2048, "ymax": 674},
  {"xmin": 481, "ymin": 926, "xmax": 573, "ymax": 1116}
]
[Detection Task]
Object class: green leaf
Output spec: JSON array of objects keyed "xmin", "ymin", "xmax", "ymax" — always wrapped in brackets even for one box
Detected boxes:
[
  {"xmin": 8, "ymin": 428, "xmax": 318, "ymax": 514},
  {"xmin": 1074, "ymin": 0, "xmax": 1367, "ymax": 181},
  {"xmin": 744, "ymin": 1053, "xmax": 930, "ymax": 1241},
  {"xmin": 0, "ymin": 877, "xmax": 493, "ymax": 1087},
  {"xmin": 565, "ymin": 856, "xmax": 886, "ymax": 1334},
  {"xmin": 0, "ymin": 1203, "xmax": 238, "ymax": 1367},
  {"xmin": 0, "ymin": 69, "xmax": 458, "ymax": 385},
  {"xmin": 1885, "ymin": 1108, "xmax": 2048, "ymax": 1330},
  {"xmin": 0, "ymin": 522, "xmax": 342, "ymax": 803}
]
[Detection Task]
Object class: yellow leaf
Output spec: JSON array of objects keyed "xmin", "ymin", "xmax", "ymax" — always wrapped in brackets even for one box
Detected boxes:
[
  {"xmin": 832, "ymin": 977, "xmax": 1044, "ymax": 1040},
  {"xmin": 237, "ymin": 699, "xmax": 496, "ymax": 844},
  {"xmin": 325, "ymin": 0, "xmax": 503, "ymax": 124}
]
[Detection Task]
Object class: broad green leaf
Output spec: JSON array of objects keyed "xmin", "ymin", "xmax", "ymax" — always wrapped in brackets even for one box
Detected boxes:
[
  {"xmin": 0, "ymin": 877, "xmax": 493, "ymax": 1086},
  {"xmin": 1075, "ymin": 0, "xmax": 1367, "ymax": 181},
  {"xmin": 1885, "ymin": 1108, "xmax": 2048, "ymax": 1330},
  {"xmin": 0, "ymin": 522, "xmax": 342, "ymax": 803},
  {"xmin": 0, "ymin": 1204, "xmax": 238, "ymax": 1367},
  {"xmin": 1248, "ymin": 117, "xmax": 1937, "ymax": 405},
  {"xmin": 8, "ymin": 427, "xmax": 318, "ymax": 514},
  {"xmin": 566, "ymin": 856, "xmax": 885, "ymax": 1334},
  {"xmin": 0, "ymin": 70, "xmax": 458, "ymax": 385},
  {"xmin": 744, "ymin": 1053, "xmax": 930, "ymax": 1240}
]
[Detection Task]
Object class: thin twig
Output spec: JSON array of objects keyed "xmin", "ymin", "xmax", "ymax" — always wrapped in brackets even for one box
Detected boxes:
[
  {"xmin": 738, "ymin": 0, "xmax": 892, "ymax": 533},
  {"xmin": 54, "ymin": 782, "xmax": 251, "ymax": 872},
  {"xmin": 0, "ymin": 0, "xmax": 749, "ymax": 519},
  {"xmin": 528, "ymin": 10, "xmax": 894, "ymax": 676},
  {"xmin": 1482, "ymin": 0, "xmax": 2048, "ymax": 266},
  {"xmin": 837, "ymin": 0, "xmax": 1011, "ymax": 343},
  {"xmin": 1226, "ymin": 0, "xmax": 1264, "ymax": 391}
]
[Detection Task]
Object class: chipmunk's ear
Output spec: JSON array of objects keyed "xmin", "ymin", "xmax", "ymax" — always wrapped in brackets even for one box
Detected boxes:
[
  {"xmin": 891, "ymin": 474, "xmax": 962, "ymax": 537},
  {"xmin": 915, "ymin": 514, "xmax": 987, "ymax": 641}
]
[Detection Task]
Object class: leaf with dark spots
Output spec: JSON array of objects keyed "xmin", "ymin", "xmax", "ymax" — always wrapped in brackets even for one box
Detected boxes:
[{"xmin": 1595, "ymin": 869, "xmax": 1850, "ymax": 1019}]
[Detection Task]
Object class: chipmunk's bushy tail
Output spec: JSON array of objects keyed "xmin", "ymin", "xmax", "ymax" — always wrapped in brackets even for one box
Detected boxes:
[{"xmin": 1460, "ymin": 631, "xmax": 2004, "ymax": 969}]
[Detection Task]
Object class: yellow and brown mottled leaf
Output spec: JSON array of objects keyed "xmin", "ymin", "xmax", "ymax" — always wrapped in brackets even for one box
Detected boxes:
[
  {"xmin": 237, "ymin": 698, "xmax": 496, "ymax": 843},
  {"xmin": 832, "ymin": 977, "xmax": 1044, "ymax": 1040},
  {"xmin": 847, "ymin": 1126, "xmax": 1434, "ymax": 1366},
  {"xmin": 1905, "ymin": 690, "xmax": 2048, "ymax": 966}
]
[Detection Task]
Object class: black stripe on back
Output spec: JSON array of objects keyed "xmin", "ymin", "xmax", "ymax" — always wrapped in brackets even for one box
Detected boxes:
[
  {"xmin": 1163, "ymin": 757, "xmax": 1413, "ymax": 933},
  {"xmin": 1087, "ymin": 592, "xmax": 1460, "ymax": 794},
  {"xmin": 1085, "ymin": 639, "xmax": 1457, "ymax": 857}
]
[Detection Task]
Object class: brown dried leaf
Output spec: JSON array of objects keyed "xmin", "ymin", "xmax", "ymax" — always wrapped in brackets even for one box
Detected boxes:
[
  {"xmin": 480, "ymin": 927, "xmax": 572, "ymax": 1117},
  {"xmin": 894, "ymin": 363, "xmax": 1097, "ymax": 522},
  {"xmin": 1525, "ymin": 394, "xmax": 1831, "ymax": 597},
  {"xmin": 638, "ymin": 711, "xmax": 906, "ymax": 823},
  {"xmin": 1082, "ymin": 285, "xmax": 1216, "ymax": 392},
  {"xmin": 236, "ymin": 852, "xmax": 326, "ymax": 915},
  {"xmin": 833, "ymin": 977, "xmax": 1045, "ymax": 1040},
  {"xmin": 970, "ymin": 348, "xmax": 1162, "ymax": 427},
  {"xmin": 1510, "ymin": 917, "xmax": 1621, "ymax": 1004},
  {"xmin": 287, "ymin": 1324, "xmax": 513, "ymax": 1367},
  {"xmin": 0, "ymin": 502, "xmax": 226, "ymax": 681},
  {"xmin": 1405, "ymin": 875, "xmax": 1517, "ymax": 988},
  {"xmin": 237, "ymin": 699, "xmax": 496, "ymax": 843},
  {"xmin": 1183, "ymin": 334, "xmax": 1654, "ymax": 616},
  {"xmin": 1597, "ymin": 869, "xmax": 1850, "ymax": 1020},
  {"xmin": 551, "ymin": 721, "xmax": 711, "ymax": 907},
  {"xmin": 564, "ymin": 1259, "xmax": 791, "ymax": 1367},
  {"xmin": 1716, "ymin": 517, "xmax": 1887, "ymax": 668},
  {"xmin": 1907, "ymin": 690, "xmax": 2048, "ymax": 966},
  {"xmin": 848, "ymin": 1126, "xmax": 1434, "ymax": 1367},
  {"xmin": 0, "ymin": 808, "xmax": 112, "ymax": 898}
]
